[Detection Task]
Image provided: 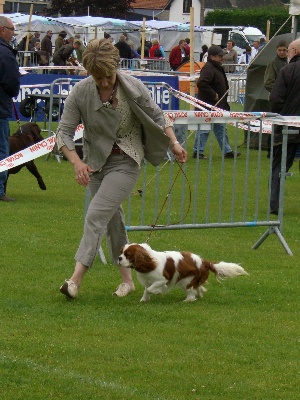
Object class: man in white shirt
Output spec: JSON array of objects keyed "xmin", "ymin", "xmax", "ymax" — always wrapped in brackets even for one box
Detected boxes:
[{"xmin": 251, "ymin": 40, "xmax": 260, "ymax": 59}]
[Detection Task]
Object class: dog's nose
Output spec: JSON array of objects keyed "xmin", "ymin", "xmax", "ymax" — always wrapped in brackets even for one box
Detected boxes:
[{"xmin": 118, "ymin": 256, "xmax": 122, "ymax": 261}]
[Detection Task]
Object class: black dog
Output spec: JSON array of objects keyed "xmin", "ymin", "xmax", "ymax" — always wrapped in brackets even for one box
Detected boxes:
[{"xmin": 7, "ymin": 122, "xmax": 46, "ymax": 190}]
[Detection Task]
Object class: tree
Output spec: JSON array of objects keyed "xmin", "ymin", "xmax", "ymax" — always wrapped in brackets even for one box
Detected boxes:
[
  {"xmin": 204, "ymin": 7, "xmax": 291, "ymax": 38},
  {"xmin": 50, "ymin": 0, "xmax": 134, "ymax": 18}
]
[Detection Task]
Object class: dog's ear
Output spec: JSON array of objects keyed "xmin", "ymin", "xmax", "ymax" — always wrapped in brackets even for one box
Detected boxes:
[
  {"xmin": 30, "ymin": 123, "xmax": 43, "ymax": 141},
  {"xmin": 133, "ymin": 246, "xmax": 157, "ymax": 273}
]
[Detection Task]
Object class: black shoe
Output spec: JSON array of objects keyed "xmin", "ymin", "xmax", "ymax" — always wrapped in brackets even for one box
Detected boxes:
[
  {"xmin": 0, "ymin": 195, "xmax": 16, "ymax": 202},
  {"xmin": 224, "ymin": 151, "xmax": 241, "ymax": 159},
  {"xmin": 193, "ymin": 152, "xmax": 207, "ymax": 159},
  {"xmin": 270, "ymin": 210, "xmax": 278, "ymax": 215}
]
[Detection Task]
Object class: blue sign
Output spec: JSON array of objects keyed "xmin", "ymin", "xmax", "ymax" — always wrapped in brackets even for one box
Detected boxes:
[{"xmin": 13, "ymin": 73, "xmax": 179, "ymax": 122}]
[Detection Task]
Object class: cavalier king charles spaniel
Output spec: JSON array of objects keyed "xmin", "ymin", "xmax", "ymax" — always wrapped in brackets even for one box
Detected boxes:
[{"xmin": 118, "ymin": 243, "xmax": 248, "ymax": 302}]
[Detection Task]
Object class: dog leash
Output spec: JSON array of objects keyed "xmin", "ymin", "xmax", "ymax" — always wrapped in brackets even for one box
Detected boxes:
[
  {"xmin": 13, "ymin": 101, "xmax": 23, "ymax": 134},
  {"xmin": 145, "ymin": 159, "xmax": 192, "ymax": 244}
]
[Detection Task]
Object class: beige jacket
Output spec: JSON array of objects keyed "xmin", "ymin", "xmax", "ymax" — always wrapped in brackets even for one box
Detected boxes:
[{"xmin": 57, "ymin": 71, "xmax": 169, "ymax": 169}]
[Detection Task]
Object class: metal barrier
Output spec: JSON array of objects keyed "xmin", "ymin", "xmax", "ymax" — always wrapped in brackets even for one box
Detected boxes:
[
  {"xmin": 44, "ymin": 78, "xmax": 294, "ymax": 256},
  {"xmin": 17, "ymin": 51, "xmax": 39, "ymax": 67},
  {"xmin": 120, "ymin": 58, "xmax": 171, "ymax": 72}
]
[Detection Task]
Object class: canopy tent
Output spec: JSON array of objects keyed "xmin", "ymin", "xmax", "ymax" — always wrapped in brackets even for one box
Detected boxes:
[
  {"xmin": 127, "ymin": 20, "xmax": 206, "ymax": 52},
  {"xmin": 0, "ymin": 13, "xmax": 75, "ymax": 42},
  {"xmin": 51, "ymin": 16, "xmax": 141, "ymax": 46}
]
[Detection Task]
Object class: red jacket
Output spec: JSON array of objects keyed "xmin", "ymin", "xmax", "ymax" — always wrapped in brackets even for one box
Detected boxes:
[{"xmin": 169, "ymin": 45, "xmax": 188, "ymax": 70}]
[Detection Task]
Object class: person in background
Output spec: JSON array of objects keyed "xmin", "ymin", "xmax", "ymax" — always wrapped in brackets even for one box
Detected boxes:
[
  {"xmin": 223, "ymin": 40, "xmax": 238, "ymax": 73},
  {"xmin": 200, "ymin": 44, "xmax": 208, "ymax": 62},
  {"xmin": 114, "ymin": 35, "xmax": 132, "ymax": 59},
  {"xmin": 31, "ymin": 31, "xmax": 41, "ymax": 46},
  {"xmin": 264, "ymin": 40, "xmax": 289, "ymax": 158},
  {"xmin": 52, "ymin": 39, "xmax": 80, "ymax": 74},
  {"xmin": 57, "ymin": 38, "xmax": 187, "ymax": 299},
  {"xmin": 137, "ymin": 38, "xmax": 150, "ymax": 58},
  {"xmin": 239, "ymin": 45, "xmax": 252, "ymax": 65},
  {"xmin": 193, "ymin": 45, "xmax": 241, "ymax": 159},
  {"xmin": 104, "ymin": 32, "xmax": 114, "ymax": 44},
  {"xmin": 41, "ymin": 30, "xmax": 53, "ymax": 57},
  {"xmin": 251, "ymin": 40, "xmax": 260, "ymax": 59},
  {"xmin": 264, "ymin": 41, "xmax": 288, "ymax": 93},
  {"xmin": 40, "ymin": 30, "xmax": 53, "ymax": 73},
  {"xmin": 17, "ymin": 34, "xmax": 34, "ymax": 52},
  {"xmin": 128, "ymin": 40, "xmax": 140, "ymax": 59},
  {"xmin": 185, "ymin": 37, "xmax": 191, "ymax": 56},
  {"xmin": 0, "ymin": 16, "xmax": 20, "ymax": 202},
  {"xmin": 73, "ymin": 34, "xmax": 85, "ymax": 63},
  {"xmin": 169, "ymin": 39, "xmax": 189, "ymax": 70},
  {"xmin": 258, "ymin": 37, "xmax": 267, "ymax": 53},
  {"xmin": 269, "ymin": 39, "xmax": 300, "ymax": 215},
  {"xmin": 54, "ymin": 30, "xmax": 67, "ymax": 52},
  {"xmin": 149, "ymin": 39, "xmax": 165, "ymax": 58}
]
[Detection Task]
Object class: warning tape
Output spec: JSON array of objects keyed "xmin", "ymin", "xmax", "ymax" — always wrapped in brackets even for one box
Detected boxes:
[{"xmin": 0, "ymin": 124, "xmax": 84, "ymax": 173}]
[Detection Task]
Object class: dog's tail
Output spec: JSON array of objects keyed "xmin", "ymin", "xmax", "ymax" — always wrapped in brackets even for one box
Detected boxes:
[{"xmin": 210, "ymin": 262, "xmax": 248, "ymax": 281}]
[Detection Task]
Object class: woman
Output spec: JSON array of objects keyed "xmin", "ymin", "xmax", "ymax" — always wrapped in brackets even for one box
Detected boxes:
[
  {"xmin": 223, "ymin": 40, "xmax": 238, "ymax": 73},
  {"xmin": 149, "ymin": 39, "xmax": 165, "ymax": 58},
  {"xmin": 58, "ymin": 38, "xmax": 187, "ymax": 299}
]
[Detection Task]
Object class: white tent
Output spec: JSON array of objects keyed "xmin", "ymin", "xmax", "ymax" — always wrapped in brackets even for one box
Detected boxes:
[
  {"xmin": 51, "ymin": 16, "xmax": 141, "ymax": 46},
  {"xmin": 127, "ymin": 20, "xmax": 206, "ymax": 52},
  {"xmin": 0, "ymin": 13, "xmax": 75, "ymax": 42}
]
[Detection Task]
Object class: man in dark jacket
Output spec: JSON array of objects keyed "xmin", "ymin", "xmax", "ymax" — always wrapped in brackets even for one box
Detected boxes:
[
  {"xmin": 0, "ymin": 16, "xmax": 20, "ymax": 202},
  {"xmin": 269, "ymin": 38, "xmax": 300, "ymax": 215},
  {"xmin": 41, "ymin": 30, "xmax": 53, "ymax": 57},
  {"xmin": 52, "ymin": 40, "xmax": 80, "ymax": 74},
  {"xmin": 114, "ymin": 35, "xmax": 132, "ymax": 59},
  {"xmin": 193, "ymin": 45, "xmax": 240, "ymax": 159}
]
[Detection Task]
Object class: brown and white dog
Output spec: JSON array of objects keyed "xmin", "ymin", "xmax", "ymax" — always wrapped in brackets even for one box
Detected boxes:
[{"xmin": 118, "ymin": 243, "xmax": 248, "ymax": 302}]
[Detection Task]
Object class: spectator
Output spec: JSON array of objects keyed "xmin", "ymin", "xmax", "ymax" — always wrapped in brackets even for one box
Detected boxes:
[
  {"xmin": 149, "ymin": 39, "xmax": 165, "ymax": 58},
  {"xmin": 0, "ymin": 16, "xmax": 20, "ymax": 202},
  {"xmin": 128, "ymin": 40, "xmax": 140, "ymax": 59},
  {"xmin": 251, "ymin": 40, "xmax": 260, "ymax": 59},
  {"xmin": 185, "ymin": 37, "xmax": 191, "ymax": 56},
  {"xmin": 264, "ymin": 41, "xmax": 288, "ymax": 93},
  {"xmin": 223, "ymin": 40, "xmax": 238, "ymax": 73},
  {"xmin": 193, "ymin": 45, "xmax": 241, "ymax": 159},
  {"xmin": 264, "ymin": 41, "xmax": 288, "ymax": 157},
  {"xmin": 54, "ymin": 30, "xmax": 67, "ymax": 52},
  {"xmin": 258, "ymin": 37, "xmax": 267, "ymax": 53},
  {"xmin": 52, "ymin": 40, "xmax": 80, "ymax": 74},
  {"xmin": 114, "ymin": 35, "xmax": 132, "ymax": 59},
  {"xmin": 31, "ymin": 31, "xmax": 41, "ymax": 46},
  {"xmin": 73, "ymin": 34, "xmax": 85, "ymax": 63},
  {"xmin": 169, "ymin": 39, "xmax": 189, "ymax": 70},
  {"xmin": 40, "ymin": 30, "xmax": 53, "ymax": 73},
  {"xmin": 17, "ymin": 34, "xmax": 34, "ymax": 52},
  {"xmin": 200, "ymin": 44, "xmax": 208, "ymax": 62},
  {"xmin": 41, "ymin": 30, "xmax": 53, "ymax": 57},
  {"xmin": 239, "ymin": 45, "xmax": 253, "ymax": 65},
  {"xmin": 137, "ymin": 39, "xmax": 150, "ymax": 58},
  {"xmin": 269, "ymin": 39, "xmax": 300, "ymax": 215}
]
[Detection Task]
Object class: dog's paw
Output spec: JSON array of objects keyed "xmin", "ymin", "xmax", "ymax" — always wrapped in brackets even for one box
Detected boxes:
[{"xmin": 183, "ymin": 295, "xmax": 196, "ymax": 302}]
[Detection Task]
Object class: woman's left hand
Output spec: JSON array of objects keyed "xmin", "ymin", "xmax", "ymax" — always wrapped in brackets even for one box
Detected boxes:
[{"xmin": 171, "ymin": 143, "xmax": 187, "ymax": 163}]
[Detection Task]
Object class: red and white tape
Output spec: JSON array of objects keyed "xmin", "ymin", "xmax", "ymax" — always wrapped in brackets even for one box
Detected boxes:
[{"xmin": 0, "ymin": 124, "xmax": 84, "ymax": 173}]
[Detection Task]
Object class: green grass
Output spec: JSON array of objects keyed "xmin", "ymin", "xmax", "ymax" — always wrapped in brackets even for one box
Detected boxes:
[{"xmin": 1, "ymin": 118, "xmax": 300, "ymax": 399}]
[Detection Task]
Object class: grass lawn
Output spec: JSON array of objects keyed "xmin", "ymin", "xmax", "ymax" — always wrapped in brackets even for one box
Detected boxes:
[{"xmin": 1, "ymin": 115, "xmax": 300, "ymax": 400}]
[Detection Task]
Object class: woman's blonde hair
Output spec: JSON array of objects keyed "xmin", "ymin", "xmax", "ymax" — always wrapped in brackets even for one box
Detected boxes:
[
  {"xmin": 152, "ymin": 39, "xmax": 159, "ymax": 46},
  {"xmin": 82, "ymin": 38, "xmax": 120, "ymax": 77}
]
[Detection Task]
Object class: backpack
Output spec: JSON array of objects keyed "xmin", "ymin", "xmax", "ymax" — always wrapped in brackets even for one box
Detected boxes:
[{"xmin": 154, "ymin": 47, "xmax": 162, "ymax": 58}]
